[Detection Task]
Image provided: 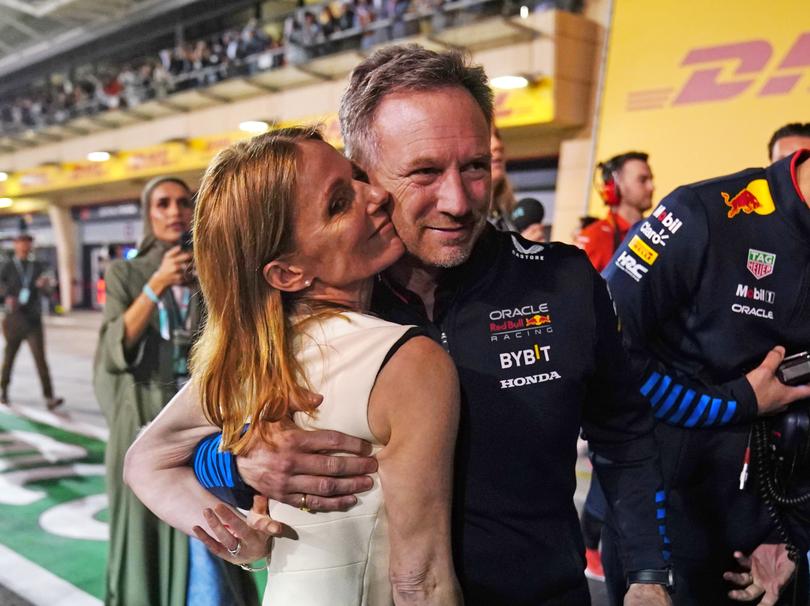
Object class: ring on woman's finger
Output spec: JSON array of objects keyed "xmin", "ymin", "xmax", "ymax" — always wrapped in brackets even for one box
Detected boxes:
[
  {"xmin": 299, "ymin": 493, "xmax": 311, "ymax": 513},
  {"xmin": 227, "ymin": 539, "xmax": 242, "ymax": 557}
]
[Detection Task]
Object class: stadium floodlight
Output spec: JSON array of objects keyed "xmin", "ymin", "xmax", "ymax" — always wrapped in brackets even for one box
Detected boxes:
[
  {"xmin": 239, "ymin": 121, "xmax": 270, "ymax": 134},
  {"xmin": 87, "ymin": 151, "xmax": 112, "ymax": 162},
  {"xmin": 0, "ymin": 198, "xmax": 12, "ymax": 208},
  {"xmin": 491, "ymin": 75, "xmax": 530, "ymax": 90}
]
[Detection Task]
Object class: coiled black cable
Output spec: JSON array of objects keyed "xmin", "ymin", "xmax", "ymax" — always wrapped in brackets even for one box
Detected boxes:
[{"xmin": 752, "ymin": 420, "xmax": 802, "ymax": 562}]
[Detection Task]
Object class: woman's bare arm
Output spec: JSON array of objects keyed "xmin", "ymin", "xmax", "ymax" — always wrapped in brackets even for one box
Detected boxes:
[
  {"xmin": 124, "ymin": 383, "xmax": 281, "ymax": 564},
  {"xmin": 368, "ymin": 336, "xmax": 462, "ymax": 605},
  {"xmin": 124, "ymin": 382, "xmax": 236, "ymax": 534}
]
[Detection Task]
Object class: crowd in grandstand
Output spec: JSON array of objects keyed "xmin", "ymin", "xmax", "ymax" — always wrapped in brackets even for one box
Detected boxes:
[{"xmin": 0, "ymin": 0, "xmax": 454, "ymax": 136}]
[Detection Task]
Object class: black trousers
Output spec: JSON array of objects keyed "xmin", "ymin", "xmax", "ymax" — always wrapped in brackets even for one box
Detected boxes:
[{"xmin": 1, "ymin": 313, "xmax": 53, "ymax": 399}]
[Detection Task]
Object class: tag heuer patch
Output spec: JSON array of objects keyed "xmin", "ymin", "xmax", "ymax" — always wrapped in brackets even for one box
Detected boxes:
[{"xmin": 746, "ymin": 249, "xmax": 776, "ymax": 280}]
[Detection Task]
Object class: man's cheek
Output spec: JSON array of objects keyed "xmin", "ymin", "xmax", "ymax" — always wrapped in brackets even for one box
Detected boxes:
[{"xmin": 469, "ymin": 179, "xmax": 491, "ymax": 206}]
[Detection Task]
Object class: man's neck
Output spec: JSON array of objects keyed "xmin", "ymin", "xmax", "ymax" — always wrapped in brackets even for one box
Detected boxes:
[
  {"xmin": 616, "ymin": 204, "xmax": 642, "ymax": 226},
  {"xmin": 386, "ymin": 256, "xmax": 443, "ymax": 321},
  {"xmin": 14, "ymin": 253, "xmax": 27, "ymax": 261}
]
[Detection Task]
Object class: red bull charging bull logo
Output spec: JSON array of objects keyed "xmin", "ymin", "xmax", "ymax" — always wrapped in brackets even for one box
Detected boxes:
[
  {"xmin": 721, "ymin": 179, "xmax": 775, "ymax": 219},
  {"xmin": 525, "ymin": 314, "xmax": 551, "ymax": 327}
]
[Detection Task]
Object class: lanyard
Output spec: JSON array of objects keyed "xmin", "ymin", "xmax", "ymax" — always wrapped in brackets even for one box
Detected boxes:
[
  {"xmin": 12, "ymin": 258, "xmax": 34, "ymax": 289},
  {"xmin": 157, "ymin": 287, "xmax": 191, "ymax": 340},
  {"xmin": 173, "ymin": 287, "xmax": 191, "ymax": 328}
]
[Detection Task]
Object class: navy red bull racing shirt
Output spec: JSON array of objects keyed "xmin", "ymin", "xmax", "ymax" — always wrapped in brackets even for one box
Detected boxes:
[
  {"xmin": 603, "ymin": 150, "xmax": 810, "ymax": 575},
  {"xmin": 193, "ymin": 225, "xmax": 670, "ymax": 605}
]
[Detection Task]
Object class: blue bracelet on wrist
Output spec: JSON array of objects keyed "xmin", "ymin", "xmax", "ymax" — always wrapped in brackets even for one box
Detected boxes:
[{"xmin": 142, "ymin": 283, "xmax": 160, "ymax": 304}]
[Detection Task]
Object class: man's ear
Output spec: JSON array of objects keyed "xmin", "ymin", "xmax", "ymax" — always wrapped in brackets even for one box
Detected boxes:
[{"xmin": 263, "ymin": 260, "xmax": 311, "ymax": 292}]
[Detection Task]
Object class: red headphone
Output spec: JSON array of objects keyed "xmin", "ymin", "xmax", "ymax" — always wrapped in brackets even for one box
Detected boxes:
[{"xmin": 596, "ymin": 160, "xmax": 621, "ymax": 207}]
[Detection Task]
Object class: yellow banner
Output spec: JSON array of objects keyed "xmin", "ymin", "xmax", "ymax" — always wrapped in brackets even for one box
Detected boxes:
[
  {"xmin": 592, "ymin": 0, "xmax": 809, "ymax": 214},
  {"xmin": 493, "ymin": 80, "xmax": 554, "ymax": 128},
  {"xmin": 3, "ymin": 84, "xmax": 555, "ymax": 198},
  {"xmin": 3, "ymin": 135, "xmax": 252, "ymax": 196}
]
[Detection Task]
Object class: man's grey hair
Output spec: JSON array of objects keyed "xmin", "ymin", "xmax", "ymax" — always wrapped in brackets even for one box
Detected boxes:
[{"xmin": 338, "ymin": 44, "xmax": 494, "ymax": 165}]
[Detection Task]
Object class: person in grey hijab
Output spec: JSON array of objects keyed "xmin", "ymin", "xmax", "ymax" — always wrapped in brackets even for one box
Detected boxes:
[{"xmin": 93, "ymin": 176, "xmax": 258, "ymax": 606}]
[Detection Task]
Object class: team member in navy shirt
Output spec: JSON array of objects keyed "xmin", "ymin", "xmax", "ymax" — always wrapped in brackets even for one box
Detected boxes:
[{"xmin": 603, "ymin": 150, "xmax": 810, "ymax": 605}]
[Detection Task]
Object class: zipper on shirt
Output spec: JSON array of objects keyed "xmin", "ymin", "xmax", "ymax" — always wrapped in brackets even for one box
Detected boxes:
[{"xmin": 440, "ymin": 330, "xmax": 450, "ymax": 353}]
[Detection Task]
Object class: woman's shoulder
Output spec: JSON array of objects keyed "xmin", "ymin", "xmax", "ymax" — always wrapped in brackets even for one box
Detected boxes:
[
  {"xmin": 303, "ymin": 310, "xmax": 410, "ymax": 342},
  {"xmin": 104, "ymin": 259, "xmax": 131, "ymax": 284},
  {"xmin": 381, "ymin": 334, "xmax": 455, "ymax": 383},
  {"xmin": 107, "ymin": 255, "xmax": 156, "ymax": 281}
]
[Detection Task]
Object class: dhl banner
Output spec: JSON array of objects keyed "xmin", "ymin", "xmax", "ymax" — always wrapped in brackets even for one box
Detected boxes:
[
  {"xmin": 1, "ymin": 84, "xmax": 554, "ymax": 199},
  {"xmin": 493, "ymin": 80, "xmax": 554, "ymax": 129},
  {"xmin": 591, "ymin": 0, "xmax": 809, "ymax": 214}
]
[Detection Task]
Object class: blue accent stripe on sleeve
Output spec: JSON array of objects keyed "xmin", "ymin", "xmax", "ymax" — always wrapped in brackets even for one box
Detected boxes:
[
  {"xmin": 655, "ymin": 490, "xmax": 666, "ymax": 503},
  {"xmin": 667, "ymin": 389, "xmax": 696, "ymax": 424},
  {"xmin": 684, "ymin": 394, "xmax": 711, "ymax": 427},
  {"xmin": 223, "ymin": 450, "xmax": 234, "ymax": 487},
  {"xmin": 704, "ymin": 398, "xmax": 722, "ymax": 426},
  {"xmin": 656, "ymin": 508, "xmax": 666, "ymax": 520},
  {"xmin": 658, "ymin": 525, "xmax": 667, "ymax": 536},
  {"xmin": 655, "ymin": 384, "xmax": 683, "ymax": 419},
  {"xmin": 194, "ymin": 439, "xmax": 214, "ymax": 488},
  {"xmin": 640, "ymin": 372, "xmax": 662, "ymax": 397},
  {"xmin": 720, "ymin": 401, "xmax": 737, "ymax": 424},
  {"xmin": 207, "ymin": 437, "xmax": 222, "ymax": 487},
  {"xmin": 193, "ymin": 447, "xmax": 205, "ymax": 486},
  {"xmin": 203, "ymin": 437, "xmax": 219, "ymax": 487},
  {"xmin": 650, "ymin": 375, "xmax": 673, "ymax": 406}
]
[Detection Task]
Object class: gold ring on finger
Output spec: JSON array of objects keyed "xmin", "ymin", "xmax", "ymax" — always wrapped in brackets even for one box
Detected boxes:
[{"xmin": 299, "ymin": 493, "xmax": 311, "ymax": 513}]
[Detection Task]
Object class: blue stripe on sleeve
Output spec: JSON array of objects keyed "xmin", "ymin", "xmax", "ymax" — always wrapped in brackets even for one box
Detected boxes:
[
  {"xmin": 204, "ymin": 437, "xmax": 220, "ymax": 487},
  {"xmin": 640, "ymin": 372, "xmax": 661, "ymax": 397},
  {"xmin": 205, "ymin": 437, "xmax": 221, "ymax": 487},
  {"xmin": 656, "ymin": 508, "xmax": 666, "ymax": 520},
  {"xmin": 655, "ymin": 490, "xmax": 665, "ymax": 503},
  {"xmin": 222, "ymin": 450, "xmax": 234, "ymax": 487},
  {"xmin": 720, "ymin": 401, "xmax": 737, "ymax": 424},
  {"xmin": 194, "ymin": 439, "xmax": 214, "ymax": 488},
  {"xmin": 667, "ymin": 389, "xmax": 696, "ymax": 424},
  {"xmin": 684, "ymin": 394, "xmax": 711, "ymax": 427},
  {"xmin": 655, "ymin": 384, "xmax": 683, "ymax": 419},
  {"xmin": 704, "ymin": 398, "xmax": 722, "ymax": 426},
  {"xmin": 650, "ymin": 375, "xmax": 673, "ymax": 406}
]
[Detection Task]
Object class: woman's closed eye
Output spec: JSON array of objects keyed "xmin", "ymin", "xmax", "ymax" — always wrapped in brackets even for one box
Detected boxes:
[{"xmin": 328, "ymin": 186, "xmax": 355, "ymax": 216}]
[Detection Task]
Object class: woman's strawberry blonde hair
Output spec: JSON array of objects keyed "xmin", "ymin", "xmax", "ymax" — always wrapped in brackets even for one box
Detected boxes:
[{"xmin": 191, "ymin": 125, "xmax": 324, "ymax": 454}]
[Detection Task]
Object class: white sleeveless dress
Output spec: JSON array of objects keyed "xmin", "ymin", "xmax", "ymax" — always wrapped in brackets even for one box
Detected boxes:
[{"xmin": 263, "ymin": 311, "xmax": 414, "ymax": 606}]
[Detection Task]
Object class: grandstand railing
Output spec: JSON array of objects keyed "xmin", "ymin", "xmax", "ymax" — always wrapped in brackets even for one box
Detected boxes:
[{"xmin": 0, "ymin": 0, "xmax": 546, "ymax": 140}]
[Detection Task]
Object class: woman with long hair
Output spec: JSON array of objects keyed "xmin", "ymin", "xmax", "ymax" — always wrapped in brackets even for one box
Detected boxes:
[
  {"xmin": 488, "ymin": 126, "xmax": 517, "ymax": 230},
  {"xmin": 125, "ymin": 127, "xmax": 461, "ymax": 604},
  {"xmin": 94, "ymin": 176, "xmax": 258, "ymax": 606}
]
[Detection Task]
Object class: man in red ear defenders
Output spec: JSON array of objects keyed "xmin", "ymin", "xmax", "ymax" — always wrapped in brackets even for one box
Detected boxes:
[{"xmin": 577, "ymin": 151, "xmax": 655, "ymax": 271}]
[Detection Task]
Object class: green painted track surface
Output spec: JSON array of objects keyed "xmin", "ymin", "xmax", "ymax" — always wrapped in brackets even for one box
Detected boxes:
[
  {"xmin": 0, "ymin": 407, "xmax": 266, "ymax": 605},
  {"xmin": 0, "ymin": 409, "xmax": 107, "ymax": 600}
]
